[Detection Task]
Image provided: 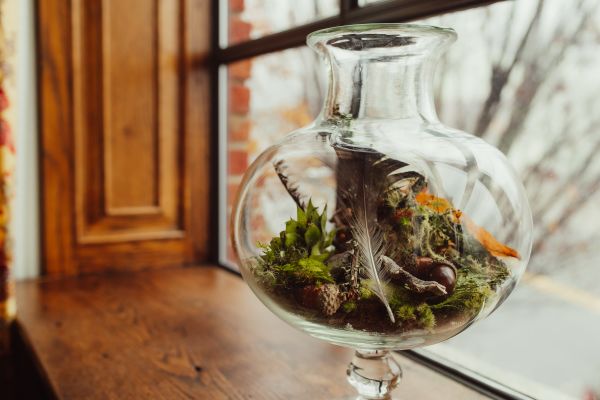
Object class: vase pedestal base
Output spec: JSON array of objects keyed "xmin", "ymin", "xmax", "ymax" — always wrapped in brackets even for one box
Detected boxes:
[{"xmin": 346, "ymin": 349, "xmax": 402, "ymax": 400}]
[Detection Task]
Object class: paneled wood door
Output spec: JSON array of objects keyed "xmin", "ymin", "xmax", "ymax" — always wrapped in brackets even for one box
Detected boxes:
[{"xmin": 38, "ymin": 0, "xmax": 212, "ymax": 275}]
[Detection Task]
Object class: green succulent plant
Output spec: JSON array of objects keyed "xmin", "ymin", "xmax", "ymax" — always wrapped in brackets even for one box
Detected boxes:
[{"xmin": 256, "ymin": 200, "xmax": 336, "ymax": 288}]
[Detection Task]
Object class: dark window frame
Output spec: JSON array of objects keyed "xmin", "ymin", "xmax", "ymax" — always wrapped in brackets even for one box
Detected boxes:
[{"xmin": 210, "ymin": 1, "xmax": 533, "ymax": 399}]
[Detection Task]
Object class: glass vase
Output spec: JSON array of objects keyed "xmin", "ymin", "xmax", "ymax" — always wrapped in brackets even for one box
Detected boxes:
[{"xmin": 232, "ymin": 23, "xmax": 532, "ymax": 399}]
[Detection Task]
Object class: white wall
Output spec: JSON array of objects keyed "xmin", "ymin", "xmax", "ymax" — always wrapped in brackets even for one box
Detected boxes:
[{"xmin": 5, "ymin": 0, "xmax": 39, "ymax": 279}]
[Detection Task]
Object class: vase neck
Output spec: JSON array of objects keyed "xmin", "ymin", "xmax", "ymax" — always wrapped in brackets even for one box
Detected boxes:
[{"xmin": 308, "ymin": 24, "xmax": 456, "ymax": 124}]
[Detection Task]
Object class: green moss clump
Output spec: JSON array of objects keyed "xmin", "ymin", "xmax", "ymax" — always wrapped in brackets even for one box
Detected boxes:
[
  {"xmin": 416, "ymin": 304, "xmax": 435, "ymax": 330},
  {"xmin": 343, "ymin": 301, "xmax": 357, "ymax": 313},
  {"xmin": 393, "ymin": 302, "xmax": 435, "ymax": 331},
  {"xmin": 431, "ymin": 270, "xmax": 493, "ymax": 314},
  {"xmin": 358, "ymin": 280, "xmax": 436, "ymax": 331},
  {"xmin": 396, "ymin": 304, "xmax": 416, "ymax": 321},
  {"xmin": 430, "ymin": 254, "xmax": 509, "ymax": 316},
  {"xmin": 272, "ymin": 258, "xmax": 334, "ymax": 286},
  {"xmin": 359, "ymin": 284, "xmax": 374, "ymax": 300}
]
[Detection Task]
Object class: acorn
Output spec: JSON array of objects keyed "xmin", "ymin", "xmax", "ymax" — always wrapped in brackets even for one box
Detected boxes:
[
  {"xmin": 427, "ymin": 262, "xmax": 457, "ymax": 295},
  {"xmin": 415, "ymin": 256, "xmax": 434, "ymax": 274},
  {"xmin": 404, "ymin": 256, "xmax": 435, "ymax": 278}
]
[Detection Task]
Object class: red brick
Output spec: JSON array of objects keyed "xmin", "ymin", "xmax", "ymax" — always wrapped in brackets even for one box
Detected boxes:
[
  {"xmin": 229, "ymin": 17, "xmax": 252, "ymax": 44},
  {"xmin": 229, "ymin": 0, "xmax": 245, "ymax": 13},
  {"xmin": 250, "ymin": 214, "xmax": 266, "ymax": 232},
  {"xmin": 226, "ymin": 242, "xmax": 240, "ymax": 264},
  {"xmin": 228, "ymin": 182, "xmax": 240, "ymax": 207},
  {"xmin": 229, "ymin": 84, "xmax": 250, "ymax": 114},
  {"xmin": 228, "ymin": 150, "xmax": 248, "ymax": 175},
  {"xmin": 229, "ymin": 117, "xmax": 250, "ymax": 141},
  {"xmin": 230, "ymin": 59, "xmax": 252, "ymax": 81}
]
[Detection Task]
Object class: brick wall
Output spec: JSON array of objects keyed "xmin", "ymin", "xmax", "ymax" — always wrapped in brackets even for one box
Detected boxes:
[{"xmin": 227, "ymin": 0, "xmax": 252, "ymax": 263}]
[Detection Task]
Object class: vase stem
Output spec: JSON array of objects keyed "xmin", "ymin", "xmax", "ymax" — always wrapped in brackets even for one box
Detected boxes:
[{"xmin": 346, "ymin": 349, "xmax": 402, "ymax": 399}]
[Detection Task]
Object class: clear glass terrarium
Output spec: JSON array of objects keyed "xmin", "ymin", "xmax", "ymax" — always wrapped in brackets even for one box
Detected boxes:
[{"xmin": 232, "ymin": 24, "xmax": 533, "ymax": 399}]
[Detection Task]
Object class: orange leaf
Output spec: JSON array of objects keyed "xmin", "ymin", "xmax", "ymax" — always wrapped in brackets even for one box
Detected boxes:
[
  {"xmin": 416, "ymin": 192, "xmax": 520, "ymax": 259},
  {"xmin": 463, "ymin": 216, "xmax": 520, "ymax": 259}
]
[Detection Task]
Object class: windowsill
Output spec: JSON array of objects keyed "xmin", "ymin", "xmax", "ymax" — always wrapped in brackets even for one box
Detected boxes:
[{"xmin": 13, "ymin": 266, "xmax": 493, "ymax": 399}]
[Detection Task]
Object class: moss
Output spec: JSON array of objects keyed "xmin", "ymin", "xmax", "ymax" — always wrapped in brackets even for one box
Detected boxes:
[
  {"xmin": 343, "ymin": 301, "xmax": 357, "ymax": 313},
  {"xmin": 396, "ymin": 304, "xmax": 416, "ymax": 321},
  {"xmin": 359, "ymin": 286, "xmax": 374, "ymax": 300},
  {"xmin": 431, "ymin": 269, "xmax": 494, "ymax": 314},
  {"xmin": 394, "ymin": 302, "xmax": 435, "ymax": 330},
  {"xmin": 416, "ymin": 303, "xmax": 435, "ymax": 330},
  {"xmin": 272, "ymin": 258, "xmax": 334, "ymax": 286}
]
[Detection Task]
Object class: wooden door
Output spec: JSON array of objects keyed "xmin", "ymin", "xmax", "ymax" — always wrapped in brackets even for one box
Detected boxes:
[{"xmin": 37, "ymin": 0, "xmax": 213, "ymax": 275}]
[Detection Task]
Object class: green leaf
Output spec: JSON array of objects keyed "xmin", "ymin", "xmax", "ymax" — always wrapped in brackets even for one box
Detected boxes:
[
  {"xmin": 324, "ymin": 229, "xmax": 336, "ymax": 248},
  {"xmin": 320, "ymin": 204, "xmax": 328, "ymax": 232},
  {"xmin": 270, "ymin": 237, "xmax": 281, "ymax": 250},
  {"xmin": 306, "ymin": 200, "xmax": 316, "ymax": 222},
  {"xmin": 310, "ymin": 252, "xmax": 329, "ymax": 263},
  {"xmin": 304, "ymin": 223, "xmax": 321, "ymax": 248},
  {"xmin": 285, "ymin": 232, "xmax": 299, "ymax": 247},
  {"xmin": 286, "ymin": 219, "xmax": 298, "ymax": 234},
  {"xmin": 296, "ymin": 206, "xmax": 307, "ymax": 226}
]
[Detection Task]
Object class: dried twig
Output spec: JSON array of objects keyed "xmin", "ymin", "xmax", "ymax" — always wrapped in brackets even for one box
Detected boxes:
[
  {"xmin": 381, "ymin": 256, "xmax": 447, "ymax": 297},
  {"xmin": 274, "ymin": 160, "xmax": 306, "ymax": 211}
]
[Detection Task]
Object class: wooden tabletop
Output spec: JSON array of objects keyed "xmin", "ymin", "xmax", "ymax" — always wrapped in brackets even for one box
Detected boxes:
[{"xmin": 15, "ymin": 266, "xmax": 490, "ymax": 399}]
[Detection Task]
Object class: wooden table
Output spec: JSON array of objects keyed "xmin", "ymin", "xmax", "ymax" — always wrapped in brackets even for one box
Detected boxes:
[{"xmin": 14, "ymin": 266, "xmax": 490, "ymax": 399}]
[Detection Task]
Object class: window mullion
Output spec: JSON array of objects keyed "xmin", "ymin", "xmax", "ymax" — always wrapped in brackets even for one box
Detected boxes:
[
  {"xmin": 340, "ymin": 0, "xmax": 360, "ymax": 24},
  {"xmin": 216, "ymin": 0, "xmax": 505, "ymax": 65}
]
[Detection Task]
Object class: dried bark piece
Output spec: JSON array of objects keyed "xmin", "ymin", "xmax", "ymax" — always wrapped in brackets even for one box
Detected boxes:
[{"xmin": 381, "ymin": 256, "xmax": 447, "ymax": 297}]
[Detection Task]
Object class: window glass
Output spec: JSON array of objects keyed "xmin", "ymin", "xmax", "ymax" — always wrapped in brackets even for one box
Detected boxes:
[
  {"xmin": 225, "ymin": 0, "xmax": 339, "ymax": 46},
  {"xmin": 419, "ymin": 1, "xmax": 600, "ymax": 399},
  {"xmin": 221, "ymin": 0, "xmax": 600, "ymax": 397},
  {"xmin": 223, "ymin": 47, "xmax": 326, "ymax": 264},
  {"xmin": 358, "ymin": 0, "xmax": 389, "ymax": 5}
]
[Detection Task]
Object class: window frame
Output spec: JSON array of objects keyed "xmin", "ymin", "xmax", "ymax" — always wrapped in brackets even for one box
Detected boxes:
[{"xmin": 210, "ymin": 1, "xmax": 534, "ymax": 399}]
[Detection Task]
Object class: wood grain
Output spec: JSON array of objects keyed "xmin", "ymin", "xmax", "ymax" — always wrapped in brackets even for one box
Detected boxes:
[
  {"xmin": 37, "ymin": 0, "xmax": 212, "ymax": 275},
  {"xmin": 15, "ymin": 266, "xmax": 490, "ymax": 399}
]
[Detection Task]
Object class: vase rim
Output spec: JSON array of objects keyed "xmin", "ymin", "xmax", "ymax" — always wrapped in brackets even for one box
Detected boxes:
[{"xmin": 307, "ymin": 23, "xmax": 456, "ymax": 51}]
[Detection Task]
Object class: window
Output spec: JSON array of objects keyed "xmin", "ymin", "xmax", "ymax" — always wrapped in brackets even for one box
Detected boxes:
[
  {"xmin": 419, "ymin": 2, "xmax": 600, "ymax": 399},
  {"xmin": 224, "ymin": 0, "xmax": 339, "ymax": 46},
  {"xmin": 223, "ymin": 47, "xmax": 326, "ymax": 262},
  {"xmin": 216, "ymin": 0, "xmax": 600, "ymax": 399}
]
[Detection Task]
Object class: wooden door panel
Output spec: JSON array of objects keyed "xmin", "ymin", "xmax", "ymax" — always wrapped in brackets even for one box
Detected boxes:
[
  {"xmin": 102, "ymin": 0, "xmax": 161, "ymax": 213},
  {"xmin": 73, "ymin": 0, "xmax": 182, "ymax": 244},
  {"xmin": 39, "ymin": 0, "xmax": 212, "ymax": 275}
]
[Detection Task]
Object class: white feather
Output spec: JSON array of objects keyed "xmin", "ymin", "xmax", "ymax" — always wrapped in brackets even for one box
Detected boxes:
[{"xmin": 350, "ymin": 187, "xmax": 396, "ymax": 323}]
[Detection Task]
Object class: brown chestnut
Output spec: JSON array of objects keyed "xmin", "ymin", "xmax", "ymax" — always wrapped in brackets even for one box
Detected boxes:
[{"xmin": 428, "ymin": 263, "xmax": 457, "ymax": 294}]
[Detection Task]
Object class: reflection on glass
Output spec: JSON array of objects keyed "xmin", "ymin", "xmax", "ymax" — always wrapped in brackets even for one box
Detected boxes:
[
  {"xmin": 223, "ymin": 0, "xmax": 600, "ymax": 398},
  {"xmin": 420, "ymin": 1, "xmax": 600, "ymax": 399},
  {"xmin": 358, "ymin": 0, "xmax": 389, "ymax": 5},
  {"xmin": 227, "ymin": 0, "xmax": 339, "ymax": 45},
  {"xmin": 225, "ymin": 47, "xmax": 326, "ymax": 262}
]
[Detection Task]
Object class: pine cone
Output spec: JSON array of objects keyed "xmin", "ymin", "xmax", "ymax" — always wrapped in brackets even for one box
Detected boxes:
[{"xmin": 317, "ymin": 284, "xmax": 342, "ymax": 316}]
